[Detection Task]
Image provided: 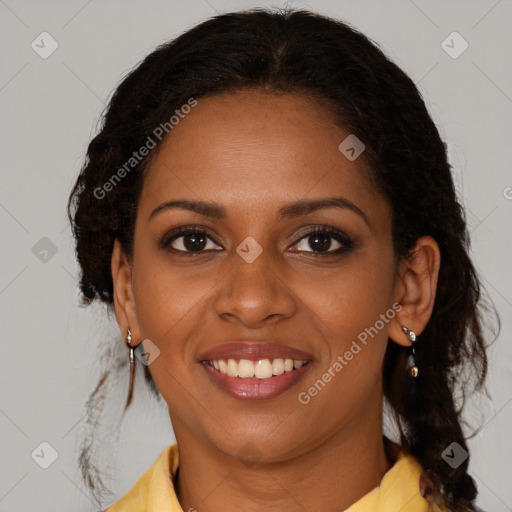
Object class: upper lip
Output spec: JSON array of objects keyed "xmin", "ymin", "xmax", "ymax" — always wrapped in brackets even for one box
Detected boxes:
[{"xmin": 198, "ymin": 342, "xmax": 314, "ymax": 362}]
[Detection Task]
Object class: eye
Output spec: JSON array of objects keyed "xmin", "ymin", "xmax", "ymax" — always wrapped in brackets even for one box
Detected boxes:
[
  {"xmin": 289, "ymin": 226, "xmax": 353, "ymax": 257},
  {"xmin": 160, "ymin": 225, "xmax": 353, "ymax": 257},
  {"xmin": 160, "ymin": 227, "xmax": 222, "ymax": 255}
]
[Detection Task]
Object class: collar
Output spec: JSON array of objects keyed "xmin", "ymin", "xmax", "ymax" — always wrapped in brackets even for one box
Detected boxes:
[{"xmin": 344, "ymin": 446, "xmax": 433, "ymax": 511}]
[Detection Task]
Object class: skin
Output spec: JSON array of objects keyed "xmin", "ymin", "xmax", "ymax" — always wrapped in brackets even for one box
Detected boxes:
[{"xmin": 111, "ymin": 89, "xmax": 441, "ymax": 512}]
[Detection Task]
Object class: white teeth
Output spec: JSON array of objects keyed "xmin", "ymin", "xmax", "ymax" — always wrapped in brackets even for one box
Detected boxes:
[
  {"xmin": 209, "ymin": 357, "xmax": 309, "ymax": 379},
  {"xmin": 219, "ymin": 360, "xmax": 228, "ymax": 374},
  {"xmin": 227, "ymin": 358, "xmax": 238, "ymax": 377},
  {"xmin": 254, "ymin": 359, "xmax": 273, "ymax": 379},
  {"xmin": 238, "ymin": 359, "xmax": 255, "ymax": 378},
  {"xmin": 272, "ymin": 358, "xmax": 284, "ymax": 375}
]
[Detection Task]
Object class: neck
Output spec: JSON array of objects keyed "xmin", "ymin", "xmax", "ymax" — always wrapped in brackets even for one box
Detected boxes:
[{"xmin": 173, "ymin": 414, "xmax": 392, "ymax": 512}]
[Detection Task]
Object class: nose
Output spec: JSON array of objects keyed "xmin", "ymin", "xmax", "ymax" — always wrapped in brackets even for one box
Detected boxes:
[{"xmin": 213, "ymin": 248, "xmax": 297, "ymax": 328}]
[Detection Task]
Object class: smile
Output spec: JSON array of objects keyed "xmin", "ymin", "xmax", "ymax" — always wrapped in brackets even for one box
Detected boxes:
[{"xmin": 201, "ymin": 358, "xmax": 313, "ymax": 400}]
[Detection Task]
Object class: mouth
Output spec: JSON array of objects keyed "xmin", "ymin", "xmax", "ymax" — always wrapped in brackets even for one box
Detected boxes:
[{"xmin": 197, "ymin": 341, "xmax": 314, "ymax": 400}]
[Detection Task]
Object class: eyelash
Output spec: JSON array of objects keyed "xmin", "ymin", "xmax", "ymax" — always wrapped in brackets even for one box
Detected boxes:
[{"xmin": 159, "ymin": 225, "xmax": 354, "ymax": 258}]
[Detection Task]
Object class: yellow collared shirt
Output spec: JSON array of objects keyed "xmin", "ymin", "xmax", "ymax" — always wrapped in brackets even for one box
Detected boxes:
[{"xmin": 105, "ymin": 443, "xmax": 445, "ymax": 511}]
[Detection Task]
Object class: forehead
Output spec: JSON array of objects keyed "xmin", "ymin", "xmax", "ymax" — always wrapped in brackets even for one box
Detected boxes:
[{"xmin": 139, "ymin": 90, "xmax": 388, "ymax": 225}]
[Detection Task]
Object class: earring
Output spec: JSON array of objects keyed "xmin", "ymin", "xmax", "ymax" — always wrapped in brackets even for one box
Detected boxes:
[
  {"xmin": 401, "ymin": 325, "xmax": 419, "ymax": 378},
  {"xmin": 124, "ymin": 328, "xmax": 137, "ymax": 408}
]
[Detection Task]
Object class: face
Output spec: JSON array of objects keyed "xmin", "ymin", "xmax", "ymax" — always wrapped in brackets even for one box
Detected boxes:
[{"xmin": 119, "ymin": 90, "xmax": 402, "ymax": 463}]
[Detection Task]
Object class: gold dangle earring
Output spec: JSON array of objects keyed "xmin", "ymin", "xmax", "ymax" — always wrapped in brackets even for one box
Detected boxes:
[
  {"xmin": 401, "ymin": 325, "xmax": 419, "ymax": 378},
  {"xmin": 124, "ymin": 328, "xmax": 137, "ymax": 408}
]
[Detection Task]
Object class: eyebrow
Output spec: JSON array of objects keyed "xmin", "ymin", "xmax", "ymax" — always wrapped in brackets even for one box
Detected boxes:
[{"xmin": 149, "ymin": 197, "xmax": 370, "ymax": 227}]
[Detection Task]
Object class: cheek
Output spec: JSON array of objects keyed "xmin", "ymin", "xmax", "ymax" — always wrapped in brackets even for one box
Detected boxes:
[
  {"xmin": 295, "ymin": 258, "xmax": 394, "ymax": 428},
  {"xmin": 302, "ymin": 248, "xmax": 395, "ymax": 337},
  {"xmin": 130, "ymin": 250, "xmax": 226, "ymax": 402},
  {"xmin": 132, "ymin": 252, "xmax": 211, "ymax": 337},
  {"xmin": 301, "ymin": 250, "xmax": 395, "ymax": 400},
  {"xmin": 130, "ymin": 258, "xmax": 201, "ymax": 403}
]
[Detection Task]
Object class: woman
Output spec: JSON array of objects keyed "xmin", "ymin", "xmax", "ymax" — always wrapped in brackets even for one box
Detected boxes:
[{"xmin": 67, "ymin": 8, "xmax": 495, "ymax": 512}]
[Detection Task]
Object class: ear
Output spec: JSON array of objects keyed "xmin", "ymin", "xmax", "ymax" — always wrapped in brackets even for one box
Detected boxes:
[
  {"xmin": 389, "ymin": 235, "xmax": 441, "ymax": 347},
  {"xmin": 111, "ymin": 238, "xmax": 141, "ymax": 343}
]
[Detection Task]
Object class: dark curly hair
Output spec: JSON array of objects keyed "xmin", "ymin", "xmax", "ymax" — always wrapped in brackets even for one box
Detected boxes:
[{"xmin": 67, "ymin": 8, "xmax": 498, "ymax": 511}]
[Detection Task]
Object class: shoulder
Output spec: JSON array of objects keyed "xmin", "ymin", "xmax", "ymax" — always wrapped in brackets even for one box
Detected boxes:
[{"xmin": 104, "ymin": 444, "xmax": 179, "ymax": 511}]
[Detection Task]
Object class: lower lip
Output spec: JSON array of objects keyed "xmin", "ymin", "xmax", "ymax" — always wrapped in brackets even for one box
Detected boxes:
[{"xmin": 201, "ymin": 361, "xmax": 312, "ymax": 400}]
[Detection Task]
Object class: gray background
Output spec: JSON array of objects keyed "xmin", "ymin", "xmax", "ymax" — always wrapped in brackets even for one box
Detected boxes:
[{"xmin": 1, "ymin": 0, "xmax": 511, "ymax": 511}]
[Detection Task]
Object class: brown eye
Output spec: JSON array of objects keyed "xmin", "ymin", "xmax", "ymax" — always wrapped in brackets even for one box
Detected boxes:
[
  {"xmin": 160, "ymin": 228, "xmax": 222, "ymax": 254},
  {"xmin": 289, "ymin": 227, "xmax": 353, "ymax": 257},
  {"xmin": 299, "ymin": 232, "xmax": 341, "ymax": 252}
]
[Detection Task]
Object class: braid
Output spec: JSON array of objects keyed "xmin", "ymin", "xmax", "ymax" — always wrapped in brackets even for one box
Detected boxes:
[{"xmin": 384, "ymin": 295, "xmax": 488, "ymax": 512}]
